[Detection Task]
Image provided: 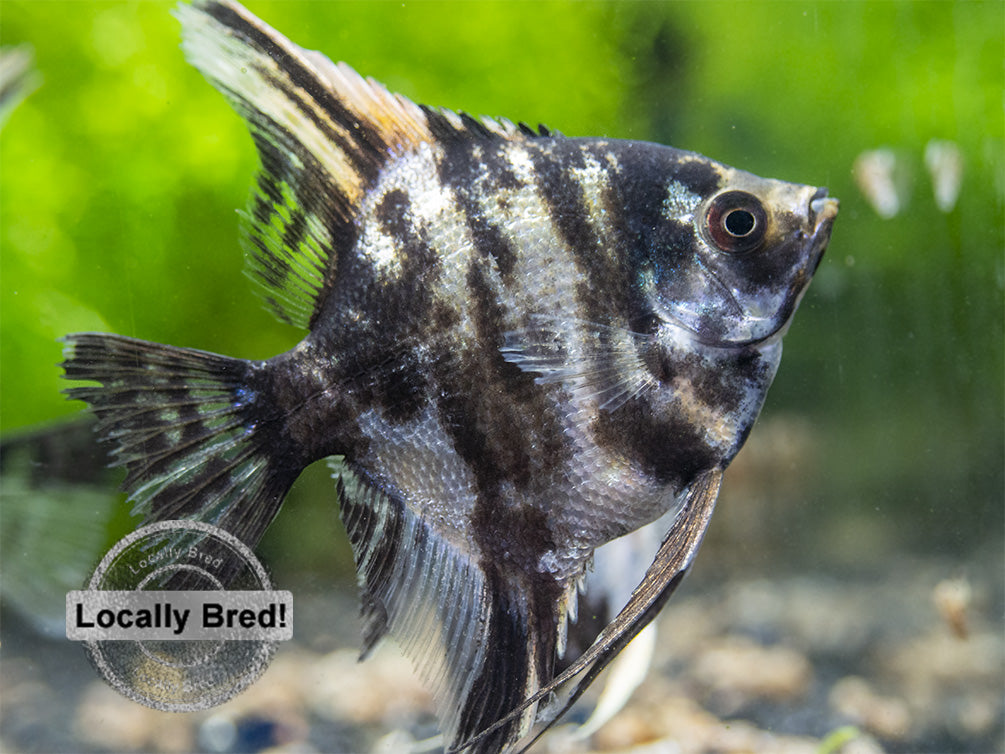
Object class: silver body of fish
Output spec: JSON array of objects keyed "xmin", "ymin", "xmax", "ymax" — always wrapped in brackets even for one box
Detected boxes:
[{"xmin": 61, "ymin": 2, "xmax": 838, "ymax": 751}]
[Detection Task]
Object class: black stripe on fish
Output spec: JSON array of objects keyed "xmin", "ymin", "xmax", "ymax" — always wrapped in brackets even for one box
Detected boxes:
[
  {"xmin": 676, "ymin": 349, "xmax": 756, "ymax": 415},
  {"xmin": 667, "ymin": 154, "xmax": 722, "ymax": 199},
  {"xmin": 454, "ymin": 567, "xmax": 562, "ymax": 754},
  {"xmin": 594, "ymin": 396, "xmax": 717, "ymax": 489},
  {"xmin": 435, "ymin": 143, "xmax": 525, "ymax": 281},
  {"xmin": 350, "ymin": 189, "xmax": 442, "ymax": 422},
  {"xmin": 373, "ymin": 352, "xmax": 431, "ymax": 425},
  {"xmin": 314, "ymin": 317, "xmax": 435, "ymax": 431},
  {"xmin": 465, "ymin": 194, "xmax": 520, "ymax": 280},
  {"xmin": 526, "ymin": 144, "xmax": 626, "ymax": 315},
  {"xmin": 529, "ymin": 145, "xmax": 597, "ymax": 243},
  {"xmin": 454, "ymin": 580, "xmax": 527, "ymax": 753},
  {"xmin": 453, "ymin": 259, "xmax": 571, "ymax": 497},
  {"xmin": 374, "ymin": 187, "xmax": 434, "ymax": 270},
  {"xmin": 524, "ymin": 142, "xmax": 668, "ymax": 410},
  {"xmin": 422, "ymin": 261, "xmax": 574, "ymax": 750}
]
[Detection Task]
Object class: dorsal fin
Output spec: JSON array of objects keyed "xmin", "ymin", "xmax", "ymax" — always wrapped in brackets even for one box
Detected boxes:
[{"xmin": 176, "ymin": 0, "xmax": 535, "ymax": 328}]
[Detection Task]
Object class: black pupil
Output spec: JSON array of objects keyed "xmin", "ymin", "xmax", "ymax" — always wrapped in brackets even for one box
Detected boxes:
[{"xmin": 724, "ymin": 209, "xmax": 755, "ymax": 236}]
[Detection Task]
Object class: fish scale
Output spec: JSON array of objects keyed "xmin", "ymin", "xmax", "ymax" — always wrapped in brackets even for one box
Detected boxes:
[{"xmin": 60, "ymin": 1, "xmax": 838, "ymax": 752}]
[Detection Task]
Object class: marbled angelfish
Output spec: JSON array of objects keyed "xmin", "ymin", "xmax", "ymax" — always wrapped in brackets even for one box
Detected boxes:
[{"xmin": 61, "ymin": 2, "xmax": 838, "ymax": 751}]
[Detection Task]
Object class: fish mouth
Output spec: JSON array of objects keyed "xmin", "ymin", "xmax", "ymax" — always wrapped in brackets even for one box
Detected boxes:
[
  {"xmin": 805, "ymin": 189, "xmax": 839, "ymax": 276},
  {"xmin": 809, "ymin": 188, "xmax": 839, "ymax": 247},
  {"xmin": 810, "ymin": 187, "xmax": 840, "ymax": 228},
  {"xmin": 746, "ymin": 188, "xmax": 838, "ymax": 345}
]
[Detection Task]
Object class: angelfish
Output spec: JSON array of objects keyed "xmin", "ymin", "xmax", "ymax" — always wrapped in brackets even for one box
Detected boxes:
[{"xmin": 60, "ymin": 2, "xmax": 838, "ymax": 751}]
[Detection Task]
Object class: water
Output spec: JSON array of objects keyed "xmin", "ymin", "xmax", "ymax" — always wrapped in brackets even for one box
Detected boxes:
[{"xmin": 1, "ymin": 2, "xmax": 1002, "ymax": 752}]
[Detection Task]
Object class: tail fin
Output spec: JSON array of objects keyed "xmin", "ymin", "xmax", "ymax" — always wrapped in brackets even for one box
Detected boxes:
[{"xmin": 60, "ymin": 333, "xmax": 297, "ymax": 552}]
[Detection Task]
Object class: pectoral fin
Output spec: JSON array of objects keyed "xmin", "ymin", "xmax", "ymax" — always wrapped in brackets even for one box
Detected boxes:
[{"xmin": 501, "ymin": 315, "xmax": 656, "ymax": 412}]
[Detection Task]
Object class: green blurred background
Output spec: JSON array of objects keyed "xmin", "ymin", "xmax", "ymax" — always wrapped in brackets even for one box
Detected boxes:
[{"xmin": 1, "ymin": 1, "xmax": 1002, "ymax": 583}]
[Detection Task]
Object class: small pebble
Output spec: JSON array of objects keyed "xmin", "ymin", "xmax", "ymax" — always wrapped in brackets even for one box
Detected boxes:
[
  {"xmin": 689, "ymin": 637, "xmax": 812, "ymax": 703},
  {"xmin": 829, "ymin": 676, "xmax": 911, "ymax": 740}
]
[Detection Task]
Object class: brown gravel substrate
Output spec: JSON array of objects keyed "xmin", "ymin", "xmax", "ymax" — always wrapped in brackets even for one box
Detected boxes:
[{"xmin": 2, "ymin": 547, "xmax": 1001, "ymax": 754}]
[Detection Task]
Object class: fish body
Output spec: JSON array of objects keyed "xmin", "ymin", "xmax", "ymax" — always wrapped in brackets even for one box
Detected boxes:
[{"xmin": 61, "ymin": 2, "xmax": 838, "ymax": 751}]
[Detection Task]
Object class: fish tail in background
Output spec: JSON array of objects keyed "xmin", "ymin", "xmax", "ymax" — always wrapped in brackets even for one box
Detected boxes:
[
  {"xmin": 60, "ymin": 333, "xmax": 299, "ymax": 553},
  {"xmin": 0, "ymin": 45, "xmax": 42, "ymax": 129},
  {"xmin": 0, "ymin": 418, "xmax": 118, "ymax": 636}
]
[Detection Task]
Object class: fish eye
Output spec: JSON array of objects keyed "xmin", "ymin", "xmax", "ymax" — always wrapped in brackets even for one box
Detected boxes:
[{"xmin": 705, "ymin": 191, "xmax": 767, "ymax": 253}]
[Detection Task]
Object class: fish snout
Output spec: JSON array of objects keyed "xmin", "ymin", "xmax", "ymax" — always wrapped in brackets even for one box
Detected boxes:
[{"xmin": 810, "ymin": 187, "xmax": 839, "ymax": 230}]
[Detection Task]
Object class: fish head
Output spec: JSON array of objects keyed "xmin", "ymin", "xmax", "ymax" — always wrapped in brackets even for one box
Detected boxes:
[{"xmin": 647, "ymin": 162, "xmax": 838, "ymax": 349}]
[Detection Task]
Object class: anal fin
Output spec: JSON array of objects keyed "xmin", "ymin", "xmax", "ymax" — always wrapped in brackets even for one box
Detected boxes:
[{"xmin": 334, "ymin": 463, "xmax": 573, "ymax": 753}]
